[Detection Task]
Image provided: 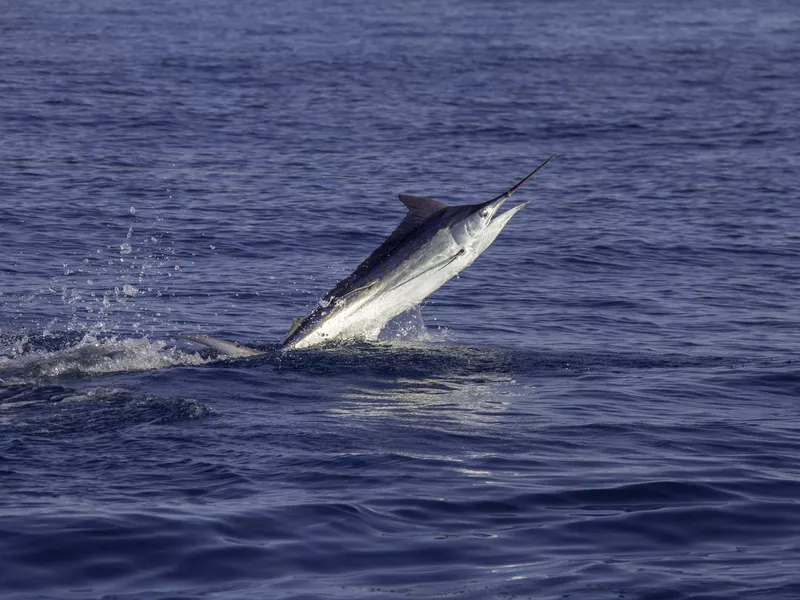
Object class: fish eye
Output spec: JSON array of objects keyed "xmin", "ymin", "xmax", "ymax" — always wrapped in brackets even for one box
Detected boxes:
[{"xmin": 479, "ymin": 210, "xmax": 489, "ymax": 218}]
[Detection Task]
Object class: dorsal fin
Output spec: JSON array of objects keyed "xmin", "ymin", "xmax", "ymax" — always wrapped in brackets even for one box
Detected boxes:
[
  {"xmin": 325, "ymin": 194, "xmax": 449, "ymax": 300},
  {"xmin": 398, "ymin": 194, "xmax": 448, "ymax": 222},
  {"xmin": 356, "ymin": 194, "xmax": 447, "ymax": 272}
]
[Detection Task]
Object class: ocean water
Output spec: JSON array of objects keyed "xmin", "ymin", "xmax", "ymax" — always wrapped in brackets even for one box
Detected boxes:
[{"xmin": 2, "ymin": 0, "xmax": 799, "ymax": 598}]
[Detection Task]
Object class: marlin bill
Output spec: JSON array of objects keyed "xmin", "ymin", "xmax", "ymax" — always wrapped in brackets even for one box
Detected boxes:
[{"xmin": 183, "ymin": 155, "xmax": 554, "ymax": 355}]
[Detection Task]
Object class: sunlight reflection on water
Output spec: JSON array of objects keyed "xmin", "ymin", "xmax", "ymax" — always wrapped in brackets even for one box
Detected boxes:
[{"xmin": 334, "ymin": 373, "xmax": 519, "ymax": 428}]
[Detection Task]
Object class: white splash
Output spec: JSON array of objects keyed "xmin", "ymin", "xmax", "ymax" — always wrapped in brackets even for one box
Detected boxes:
[{"xmin": 0, "ymin": 333, "xmax": 213, "ymax": 384}]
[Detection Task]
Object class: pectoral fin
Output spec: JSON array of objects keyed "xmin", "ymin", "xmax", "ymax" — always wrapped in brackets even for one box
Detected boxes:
[
  {"xmin": 340, "ymin": 280, "xmax": 378, "ymax": 300},
  {"xmin": 387, "ymin": 248, "xmax": 465, "ymax": 293},
  {"xmin": 325, "ymin": 279, "xmax": 379, "ymax": 307}
]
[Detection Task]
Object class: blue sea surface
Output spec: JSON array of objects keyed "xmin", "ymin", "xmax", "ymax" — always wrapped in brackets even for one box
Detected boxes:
[{"xmin": 2, "ymin": 0, "xmax": 799, "ymax": 598}]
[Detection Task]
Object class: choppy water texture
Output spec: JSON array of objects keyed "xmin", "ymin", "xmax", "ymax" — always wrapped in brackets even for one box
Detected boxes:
[{"xmin": 2, "ymin": 0, "xmax": 800, "ymax": 598}]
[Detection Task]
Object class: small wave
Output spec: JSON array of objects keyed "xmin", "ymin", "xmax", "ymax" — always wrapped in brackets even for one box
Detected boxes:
[{"xmin": 0, "ymin": 385, "xmax": 212, "ymax": 434}]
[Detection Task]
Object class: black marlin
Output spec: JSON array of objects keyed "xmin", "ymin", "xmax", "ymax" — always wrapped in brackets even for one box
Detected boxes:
[{"xmin": 183, "ymin": 155, "xmax": 554, "ymax": 354}]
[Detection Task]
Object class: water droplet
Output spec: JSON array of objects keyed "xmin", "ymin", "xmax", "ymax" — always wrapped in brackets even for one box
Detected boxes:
[
  {"xmin": 129, "ymin": 207, "xmax": 136, "ymax": 215},
  {"xmin": 120, "ymin": 243, "xmax": 132, "ymax": 254},
  {"xmin": 122, "ymin": 284, "xmax": 139, "ymax": 296}
]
